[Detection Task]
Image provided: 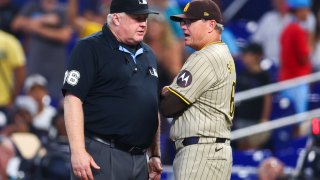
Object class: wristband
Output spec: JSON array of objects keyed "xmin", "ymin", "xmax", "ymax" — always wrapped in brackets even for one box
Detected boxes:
[{"xmin": 149, "ymin": 155, "xmax": 161, "ymax": 160}]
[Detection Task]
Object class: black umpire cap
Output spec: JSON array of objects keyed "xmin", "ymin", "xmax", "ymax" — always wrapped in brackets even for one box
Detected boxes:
[{"xmin": 110, "ymin": 0, "xmax": 159, "ymax": 15}]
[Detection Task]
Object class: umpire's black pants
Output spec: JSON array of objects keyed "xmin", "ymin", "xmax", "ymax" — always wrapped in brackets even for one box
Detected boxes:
[{"xmin": 71, "ymin": 137, "xmax": 148, "ymax": 180}]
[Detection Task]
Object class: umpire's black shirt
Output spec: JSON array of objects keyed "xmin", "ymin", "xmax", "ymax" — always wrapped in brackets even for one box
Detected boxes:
[{"xmin": 62, "ymin": 24, "xmax": 159, "ymax": 149}]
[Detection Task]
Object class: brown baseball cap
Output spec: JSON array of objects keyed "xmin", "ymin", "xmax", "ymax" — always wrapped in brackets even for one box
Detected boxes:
[{"xmin": 170, "ymin": 0, "xmax": 222, "ymax": 24}]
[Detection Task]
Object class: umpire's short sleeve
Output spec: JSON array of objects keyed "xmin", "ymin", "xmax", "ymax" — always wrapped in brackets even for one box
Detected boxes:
[{"xmin": 62, "ymin": 40, "xmax": 96, "ymax": 102}]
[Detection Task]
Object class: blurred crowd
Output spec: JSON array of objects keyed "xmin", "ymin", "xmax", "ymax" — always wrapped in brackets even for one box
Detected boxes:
[{"xmin": 0, "ymin": 0, "xmax": 320, "ymax": 179}]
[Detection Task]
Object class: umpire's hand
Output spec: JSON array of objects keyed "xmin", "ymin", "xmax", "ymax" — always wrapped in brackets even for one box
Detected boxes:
[
  {"xmin": 148, "ymin": 157, "xmax": 163, "ymax": 180},
  {"xmin": 71, "ymin": 150, "xmax": 100, "ymax": 180}
]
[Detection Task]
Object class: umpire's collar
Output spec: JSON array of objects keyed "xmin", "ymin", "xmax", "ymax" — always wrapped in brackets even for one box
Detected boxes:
[{"xmin": 102, "ymin": 23, "xmax": 149, "ymax": 52}]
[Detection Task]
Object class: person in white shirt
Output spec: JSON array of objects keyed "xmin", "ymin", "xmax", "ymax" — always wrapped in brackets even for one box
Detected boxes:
[
  {"xmin": 252, "ymin": 0, "xmax": 291, "ymax": 67},
  {"xmin": 24, "ymin": 74, "xmax": 56, "ymax": 132}
]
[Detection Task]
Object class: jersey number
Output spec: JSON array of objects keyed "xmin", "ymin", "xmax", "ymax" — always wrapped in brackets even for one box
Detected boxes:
[
  {"xmin": 64, "ymin": 70, "xmax": 80, "ymax": 86},
  {"xmin": 229, "ymin": 81, "xmax": 236, "ymax": 117}
]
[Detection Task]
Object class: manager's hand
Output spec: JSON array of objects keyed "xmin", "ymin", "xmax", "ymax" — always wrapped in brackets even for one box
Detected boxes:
[
  {"xmin": 148, "ymin": 157, "xmax": 163, "ymax": 180},
  {"xmin": 161, "ymin": 86, "xmax": 170, "ymax": 96},
  {"xmin": 71, "ymin": 150, "xmax": 100, "ymax": 180}
]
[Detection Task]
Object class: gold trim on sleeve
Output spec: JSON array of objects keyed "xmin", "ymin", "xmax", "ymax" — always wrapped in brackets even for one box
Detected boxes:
[{"xmin": 168, "ymin": 87, "xmax": 191, "ymax": 105}]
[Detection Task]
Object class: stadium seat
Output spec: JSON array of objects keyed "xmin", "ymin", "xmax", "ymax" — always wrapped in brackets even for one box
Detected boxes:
[
  {"xmin": 275, "ymin": 136, "xmax": 308, "ymax": 168},
  {"xmin": 161, "ymin": 166, "xmax": 175, "ymax": 180},
  {"xmin": 270, "ymin": 94, "xmax": 297, "ymax": 151},
  {"xmin": 309, "ymin": 82, "xmax": 320, "ymax": 110},
  {"xmin": 232, "ymin": 149, "xmax": 272, "ymax": 179}
]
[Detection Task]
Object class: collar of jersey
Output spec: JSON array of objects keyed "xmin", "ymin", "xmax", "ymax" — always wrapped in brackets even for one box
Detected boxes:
[
  {"xmin": 119, "ymin": 46, "xmax": 144, "ymax": 64},
  {"xmin": 201, "ymin": 41, "xmax": 225, "ymax": 50}
]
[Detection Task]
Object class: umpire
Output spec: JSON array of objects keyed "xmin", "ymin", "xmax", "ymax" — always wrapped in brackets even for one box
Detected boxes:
[
  {"xmin": 160, "ymin": 1, "xmax": 236, "ymax": 179},
  {"xmin": 62, "ymin": 0, "xmax": 162, "ymax": 179}
]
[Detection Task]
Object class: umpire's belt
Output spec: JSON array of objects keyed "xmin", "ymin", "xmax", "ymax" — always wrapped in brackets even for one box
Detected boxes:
[
  {"xmin": 88, "ymin": 135, "xmax": 146, "ymax": 155},
  {"xmin": 175, "ymin": 137, "xmax": 230, "ymax": 151}
]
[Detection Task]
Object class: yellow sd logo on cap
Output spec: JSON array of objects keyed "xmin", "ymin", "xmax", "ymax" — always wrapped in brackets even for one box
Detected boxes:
[{"xmin": 183, "ymin": 2, "xmax": 190, "ymax": 12}]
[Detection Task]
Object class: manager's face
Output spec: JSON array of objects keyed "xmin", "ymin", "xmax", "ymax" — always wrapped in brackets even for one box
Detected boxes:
[
  {"xmin": 119, "ymin": 13, "xmax": 148, "ymax": 45},
  {"xmin": 180, "ymin": 18, "xmax": 208, "ymax": 50}
]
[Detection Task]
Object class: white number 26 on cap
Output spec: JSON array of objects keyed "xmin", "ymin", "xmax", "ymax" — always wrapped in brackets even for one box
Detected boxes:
[{"xmin": 64, "ymin": 70, "xmax": 80, "ymax": 86}]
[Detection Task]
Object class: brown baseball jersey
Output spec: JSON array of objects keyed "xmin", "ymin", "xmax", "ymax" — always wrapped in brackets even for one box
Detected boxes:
[
  {"xmin": 169, "ymin": 42, "xmax": 236, "ymax": 180},
  {"xmin": 169, "ymin": 42, "xmax": 236, "ymax": 141}
]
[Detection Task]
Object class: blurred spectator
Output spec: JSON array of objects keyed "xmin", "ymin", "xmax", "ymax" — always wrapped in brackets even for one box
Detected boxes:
[
  {"xmin": 0, "ymin": 96, "xmax": 37, "ymax": 137},
  {"xmin": 50, "ymin": 107, "xmax": 66, "ymax": 139},
  {"xmin": 0, "ymin": 0, "xmax": 20, "ymax": 36},
  {"xmin": 213, "ymin": 0, "xmax": 241, "ymax": 57},
  {"xmin": 8, "ymin": 133, "xmax": 43, "ymax": 179},
  {"xmin": 150, "ymin": 0, "xmax": 192, "ymax": 60},
  {"xmin": 252, "ymin": 0, "xmax": 291, "ymax": 67},
  {"xmin": 68, "ymin": 0, "xmax": 107, "ymax": 38},
  {"xmin": 299, "ymin": 9, "xmax": 316, "ymax": 54},
  {"xmin": 0, "ymin": 96, "xmax": 42, "ymax": 179},
  {"xmin": 234, "ymin": 42, "xmax": 272, "ymax": 150},
  {"xmin": 312, "ymin": 9, "xmax": 320, "ymax": 71},
  {"xmin": 36, "ymin": 107, "xmax": 70, "ymax": 180},
  {"xmin": 0, "ymin": 30, "xmax": 26, "ymax": 119},
  {"xmin": 144, "ymin": 14, "xmax": 183, "ymax": 87},
  {"xmin": 279, "ymin": 0, "xmax": 312, "ymax": 116},
  {"xmin": 258, "ymin": 157, "xmax": 288, "ymax": 180},
  {"xmin": 24, "ymin": 74, "xmax": 56, "ymax": 140},
  {"xmin": 12, "ymin": 0, "xmax": 72, "ymax": 102},
  {"xmin": 150, "ymin": 0, "xmax": 184, "ymax": 40},
  {"xmin": 0, "ymin": 136, "xmax": 15, "ymax": 180}
]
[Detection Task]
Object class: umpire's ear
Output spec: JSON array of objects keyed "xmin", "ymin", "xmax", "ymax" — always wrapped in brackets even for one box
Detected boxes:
[{"xmin": 113, "ymin": 13, "xmax": 121, "ymax": 26}]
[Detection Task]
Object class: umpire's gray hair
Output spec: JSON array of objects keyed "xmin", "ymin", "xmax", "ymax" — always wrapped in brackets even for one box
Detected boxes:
[{"xmin": 107, "ymin": 13, "xmax": 126, "ymax": 24}]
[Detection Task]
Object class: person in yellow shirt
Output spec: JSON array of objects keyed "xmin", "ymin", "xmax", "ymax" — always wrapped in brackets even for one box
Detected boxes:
[
  {"xmin": 68, "ymin": 0, "xmax": 108, "ymax": 38},
  {"xmin": 0, "ymin": 30, "xmax": 26, "ymax": 115}
]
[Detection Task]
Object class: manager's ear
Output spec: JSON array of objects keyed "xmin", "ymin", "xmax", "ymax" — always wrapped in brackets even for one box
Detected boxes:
[{"xmin": 208, "ymin": 20, "xmax": 216, "ymax": 33}]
